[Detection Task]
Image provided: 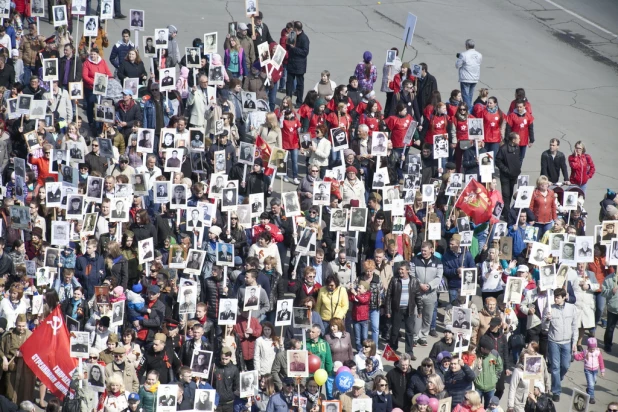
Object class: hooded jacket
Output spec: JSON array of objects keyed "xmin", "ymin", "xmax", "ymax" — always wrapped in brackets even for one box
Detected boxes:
[
  {"xmin": 82, "ymin": 54, "xmax": 113, "ymax": 90},
  {"xmin": 306, "ymin": 337, "xmax": 334, "ymax": 374},
  {"xmin": 75, "ymin": 252, "xmax": 106, "ymax": 300}
]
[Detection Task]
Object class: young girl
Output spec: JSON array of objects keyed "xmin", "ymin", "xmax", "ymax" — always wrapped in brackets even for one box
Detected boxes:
[
  {"xmin": 574, "ymin": 337, "xmax": 605, "ymax": 404},
  {"xmin": 349, "ymin": 281, "xmax": 371, "ymax": 351},
  {"xmin": 359, "ymin": 100, "xmax": 380, "ymax": 133}
]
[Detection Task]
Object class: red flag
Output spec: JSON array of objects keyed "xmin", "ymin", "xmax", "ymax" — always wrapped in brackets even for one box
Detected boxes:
[
  {"xmin": 382, "ymin": 344, "xmax": 400, "ymax": 362},
  {"xmin": 21, "ymin": 307, "xmax": 78, "ymax": 399},
  {"xmin": 454, "ymin": 179, "xmax": 493, "ymax": 224},
  {"xmin": 255, "ymin": 135, "xmax": 275, "ymax": 176},
  {"xmin": 323, "ymin": 177, "xmax": 342, "ymax": 200}
]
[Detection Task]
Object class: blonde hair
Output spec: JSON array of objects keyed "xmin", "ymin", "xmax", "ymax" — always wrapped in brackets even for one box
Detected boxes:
[
  {"xmin": 575, "ymin": 140, "xmax": 586, "ymax": 153},
  {"xmin": 264, "ymin": 112, "xmax": 279, "ymax": 130},
  {"xmin": 228, "ymin": 36, "xmax": 240, "ymax": 51},
  {"xmin": 106, "ymin": 373, "xmax": 125, "ymax": 392},
  {"xmin": 465, "ymin": 390, "xmax": 482, "ymax": 410},
  {"xmin": 426, "ymin": 373, "xmax": 444, "ymax": 394},
  {"xmin": 536, "ymin": 175, "xmax": 549, "ymax": 188}
]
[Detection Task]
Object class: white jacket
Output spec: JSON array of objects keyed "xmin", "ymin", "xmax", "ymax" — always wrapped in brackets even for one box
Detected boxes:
[
  {"xmin": 254, "ymin": 336, "xmax": 279, "ymax": 376},
  {"xmin": 456, "ymin": 48, "xmax": 482, "ymax": 83},
  {"xmin": 44, "ymin": 88, "xmax": 73, "ymax": 122},
  {"xmin": 341, "ymin": 178, "xmax": 366, "ymax": 208},
  {"xmin": 309, "ymin": 137, "xmax": 331, "ymax": 167},
  {"xmin": 0, "ymin": 298, "xmax": 28, "ymax": 329}
]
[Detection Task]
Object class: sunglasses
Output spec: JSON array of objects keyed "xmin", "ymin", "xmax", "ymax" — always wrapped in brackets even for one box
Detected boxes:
[
  {"xmin": 422, "ymin": 364, "xmax": 433, "ymax": 367},
  {"xmin": 231, "ymin": 217, "xmax": 238, "ymax": 220}
]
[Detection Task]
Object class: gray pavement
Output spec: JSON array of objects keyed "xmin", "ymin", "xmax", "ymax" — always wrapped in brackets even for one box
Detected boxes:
[{"xmin": 33, "ymin": 0, "xmax": 618, "ymax": 409}]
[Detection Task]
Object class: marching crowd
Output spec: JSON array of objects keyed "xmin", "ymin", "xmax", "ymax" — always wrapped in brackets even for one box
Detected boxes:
[{"xmin": 0, "ymin": 2, "xmax": 615, "ymax": 412}]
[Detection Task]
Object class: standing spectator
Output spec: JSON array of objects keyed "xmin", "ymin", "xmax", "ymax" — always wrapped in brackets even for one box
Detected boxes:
[
  {"xmin": 456, "ymin": 39, "xmax": 482, "ymax": 112},
  {"xmin": 495, "ymin": 132, "xmax": 521, "ymax": 221},
  {"xmin": 505, "ymin": 100, "xmax": 534, "ymax": 164},
  {"xmin": 0, "ymin": 56, "xmax": 15, "ymax": 89},
  {"xmin": 386, "ymin": 353, "xmax": 413, "ymax": 411},
  {"xmin": 415, "ymin": 63, "xmax": 438, "ymax": 112},
  {"xmin": 442, "ymin": 234, "xmax": 475, "ymax": 305},
  {"xmin": 354, "ymin": 51, "xmax": 377, "ymax": 92},
  {"xmin": 212, "ymin": 347, "xmax": 240, "ymax": 412},
  {"xmin": 568, "ymin": 140, "xmax": 595, "ymax": 193},
  {"xmin": 43, "ymin": 81, "xmax": 73, "ymax": 122},
  {"xmin": 540, "ymin": 138, "xmax": 569, "ymax": 184},
  {"xmin": 324, "ymin": 318, "xmax": 354, "ymax": 364},
  {"xmin": 529, "ymin": 175, "xmax": 557, "ymax": 239},
  {"xmin": 474, "ymin": 335, "xmax": 503, "ymax": 407},
  {"xmin": 19, "ymin": 24, "xmax": 43, "ymax": 84},
  {"xmin": 187, "ymin": 75, "xmax": 212, "ymax": 129},
  {"xmin": 286, "ymin": 21, "xmax": 310, "ymax": 107},
  {"xmin": 166, "ymin": 25, "xmax": 180, "ymax": 68},
  {"xmin": 109, "ymin": 29, "xmax": 135, "ymax": 71},
  {"xmin": 117, "ymin": 49, "xmax": 147, "ymax": 86},
  {"xmin": 544, "ymin": 287, "xmax": 578, "ymax": 402},
  {"xmin": 248, "ymin": 12, "xmax": 275, "ymax": 59},
  {"xmin": 601, "ymin": 269, "xmax": 618, "ymax": 353},
  {"xmin": 443, "ymin": 355, "xmax": 476, "ymax": 407},
  {"xmin": 58, "ymin": 44, "xmax": 82, "ymax": 90},
  {"xmin": 411, "ymin": 241, "xmax": 443, "ymax": 346}
]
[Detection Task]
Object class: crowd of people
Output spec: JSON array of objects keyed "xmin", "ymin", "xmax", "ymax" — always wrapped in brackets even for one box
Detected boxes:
[{"xmin": 0, "ymin": 2, "xmax": 615, "ymax": 412}]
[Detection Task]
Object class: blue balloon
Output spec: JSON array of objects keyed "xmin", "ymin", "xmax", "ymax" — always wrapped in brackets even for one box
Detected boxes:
[{"xmin": 334, "ymin": 371, "xmax": 354, "ymax": 392}]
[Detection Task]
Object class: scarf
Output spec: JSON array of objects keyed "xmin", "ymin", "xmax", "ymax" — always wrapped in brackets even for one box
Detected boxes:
[
  {"xmin": 145, "ymin": 381, "xmax": 160, "ymax": 393},
  {"xmin": 119, "ymin": 99, "xmax": 135, "ymax": 112},
  {"xmin": 306, "ymin": 173, "xmax": 316, "ymax": 183},
  {"xmin": 456, "ymin": 110, "xmax": 467, "ymax": 122},
  {"xmin": 449, "ymin": 97, "xmax": 459, "ymax": 106},
  {"xmin": 366, "ymin": 357, "xmax": 381, "ymax": 378},
  {"xmin": 487, "ymin": 106, "xmax": 498, "ymax": 114},
  {"xmin": 304, "ymin": 390, "xmax": 319, "ymax": 404}
]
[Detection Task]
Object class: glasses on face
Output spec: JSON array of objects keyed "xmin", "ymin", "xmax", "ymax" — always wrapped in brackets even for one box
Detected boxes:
[
  {"xmin": 422, "ymin": 363, "xmax": 433, "ymax": 368},
  {"xmin": 231, "ymin": 217, "xmax": 238, "ymax": 220},
  {"xmin": 44, "ymin": 151, "xmax": 50, "ymax": 154},
  {"xmin": 89, "ymin": 356, "xmax": 98, "ymax": 360},
  {"xmin": 92, "ymin": 144, "xmax": 99, "ymax": 147},
  {"xmin": 305, "ymin": 275, "xmax": 315, "ymax": 279},
  {"xmin": 309, "ymin": 211, "xmax": 317, "ymax": 215},
  {"xmin": 311, "ymin": 169, "xmax": 319, "ymax": 173},
  {"xmin": 378, "ymin": 383, "xmax": 387, "ymax": 387}
]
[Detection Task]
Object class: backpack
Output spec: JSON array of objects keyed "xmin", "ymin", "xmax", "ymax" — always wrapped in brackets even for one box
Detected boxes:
[{"xmin": 535, "ymin": 394, "xmax": 556, "ymax": 412}]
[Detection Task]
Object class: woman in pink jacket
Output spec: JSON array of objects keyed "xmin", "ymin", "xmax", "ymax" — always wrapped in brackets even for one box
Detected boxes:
[{"xmin": 82, "ymin": 47, "xmax": 113, "ymax": 134}]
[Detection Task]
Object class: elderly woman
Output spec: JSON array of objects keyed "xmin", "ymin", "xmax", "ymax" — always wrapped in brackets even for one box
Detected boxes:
[
  {"xmin": 573, "ymin": 262, "xmax": 597, "ymax": 349},
  {"xmin": 313, "ymin": 70, "xmax": 337, "ymax": 100},
  {"xmin": 99, "ymin": 373, "xmax": 130, "ymax": 412},
  {"xmin": 248, "ymin": 232, "xmax": 282, "ymax": 274},
  {"xmin": 0, "ymin": 284, "xmax": 28, "ymax": 329},
  {"xmin": 341, "ymin": 166, "xmax": 366, "ymax": 208},
  {"xmin": 507, "ymin": 343, "xmax": 550, "ymax": 412},
  {"xmin": 530, "ymin": 175, "xmax": 557, "ymax": 239},
  {"xmin": 324, "ymin": 318, "xmax": 354, "ymax": 364}
]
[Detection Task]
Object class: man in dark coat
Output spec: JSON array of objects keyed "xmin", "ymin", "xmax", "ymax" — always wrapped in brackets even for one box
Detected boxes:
[
  {"xmin": 248, "ymin": 12, "xmax": 275, "ymax": 62},
  {"xmin": 415, "ymin": 62, "xmax": 438, "ymax": 112},
  {"xmin": 540, "ymin": 138, "xmax": 569, "ymax": 184},
  {"xmin": 285, "ymin": 21, "xmax": 310, "ymax": 106},
  {"xmin": 139, "ymin": 332, "xmax": 181, "ymax": 384}
]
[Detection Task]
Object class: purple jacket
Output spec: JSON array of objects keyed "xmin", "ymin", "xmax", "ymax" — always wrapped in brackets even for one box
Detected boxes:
[{"xmin": 224, "ymin": 48, "xmax": 247, "ymax": 76}]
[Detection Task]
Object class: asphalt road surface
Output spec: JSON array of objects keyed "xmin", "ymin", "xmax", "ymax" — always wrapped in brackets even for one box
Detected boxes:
[{"xmin": 32, "ymin": 0, "xmax": 618, "ymax": 409}]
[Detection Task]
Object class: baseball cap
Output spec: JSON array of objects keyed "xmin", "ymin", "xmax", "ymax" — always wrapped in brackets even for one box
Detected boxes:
[
  {"xmin": 148, "ymin": 285, "xmax": 161, "ymax": 294},
  {"xmin": 122, "ymin": 89, "xmax": 134, "ymax": 96},
  {"xmin": 516, "ymin": 265, "xmax": 529, "ymax": 273},
  {"xmin": 128, "ymin": 393, "xmax": 140, "ymax": 402},
  {"xmin": 238, "ymin": 23, "xmax": 248, "ymax": 31}
]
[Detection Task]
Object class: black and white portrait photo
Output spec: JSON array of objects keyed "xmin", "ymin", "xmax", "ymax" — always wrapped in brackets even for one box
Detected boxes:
[
  {"xmin": 560, "ymin": 241, "xmax": 576, "ymax": 265},
  {"xmin": 245, "ymin": 0, "xmax": 258, "ymax": 16},
  {"xmin": 348, "ymin": 207, "xmax": 368, "ymax": 232},
  {"xmin": 372, "ymin": 168, "xmax": 389, "ymax": 189},
  {"xmin": 275, "ymin": 299, "xmax": 293, "ymax": 326},
  {"xmin": 216, "ymin": 243, "xmax": 234, "ymax": 266},
  {"xmin": 514, "ymin": 186, "xmax": 534, "ymax": 209},
  {"xmin": 243, "ymin": 286, "xmax": 260, "ymax": 311},
  {"xmin": 65, "ymin": 195, "xmax": 84, "ymax": 219},
  {"xmin": 330, "ymin": 128, "xmax": 348, "ymax": 151},
  {"xmin": 123, "ymin": 78, "xmax": 139, "ymax": 97},
  {"xmin": 130, "ymin": 9, "xmax": 145, "ymax": 30},
  {"xmin": 69, "ymin": 331, "xmax": 90, "ymax": 358},
  {"xmin": 169, "ymin": 184, "xmax": 187, "ymax": 209},
  {"xmin": 86, "ymin": 176, "xmax": 103, "ymax": 201},
  {"xmin": 203, "ymin": 32, "xmax": 217, "ymax": 55},
  {"xmin": 100, "ymin": 0, "xmax": 114, "ymax": 20},
  {"xmin": 238, "ymin": 142, "xmax": 255, "ymax": 165},
  {"xmin": 93, "ymin": 72, "xmax": 108, "ymax": 95},
  {"xmin": 494, "ymin": 222, "xmax": 507, "ymax": 239},
  {"xmin": 111, "ymin": 301, "xmax": 124, "ymax": 326},
  {"xmin": 165, "ymin": 149, "xmax": 182, "ymax": 173},
  {"xmin": 460, "ymin": 268, "xmax": 477, "ymax": 296},
  {"xmin": 69, "ymin": 82, "xmax": 84, "ymax": 100},
  {"xmin": 160, "ymin": 67, "xmax": 176, "ymax": 91},
  {"xmin": 18, "ymin": 94, "xmax": 32, "ymax": 114},
  {"xmin": 46, "ymin": 182, "xmax": 63, "ymax": 206},
  {"xmin": 575, "ymin": 236, "xmax": 594, "ymax": 263},
  {"xmin": 157, "ymin": 385, "xmax": 177, "ymax": 409},
  {"xmin": 240, "ymin": 370, "xmax": 258, "ymax": 398},
  {"xmin": 505, "ymin": 277, "xmax": 524, "ymax": 304},
  {"xmin": 137, "ymin": 128, "xmax": 155, "ymax": 152},
  {"xmin": 185, "ymin": 47, "xmax": 201, "ymax": 68},
  {"xmin": 351, "ymin": 398, "xmax": 372, "ymax": 412},
  {"xmin": 51, "ymin": 221, "xmax": 70, "ymax": 246},
  {"xmin": 144, "ymin": 36, "xmax": 156, "ymax": 57},
  {"xmin": 70, "ymin": 0, "xmax": 87, "ymax": 14},
  {"xmin": 528, "ymin": 242, "xmax": 549, "ymax": 266},
  {"xmin": 43, "ymin": 58, "xmax": 58, "ymax": 82},
  {"xmin": 31, "ymin": 0, "xmax": 44, "ymax": 16},
  {"xmin": 29, "ymin": 100, "xmax": 47, "ymax": 119},
  {"xmin": 138, "ymin": 238, "xmax": 155, "ymax": 264},
  {"xmin": 296, "ymin": 228, "xmax": 314, "ymax": 254},
  {"xmin": 313, "ymin": 182, "xmax": 331, "ymax": 206},
  {"xmin": 179, "ymin": 285, "xmax": 197, "ymax": 314},
  {"xmin": 371, "ymin": 132, "xmax": 388, "ymax": 156},
  {"xmin": 385, "ymin": 49, "xmax": 396, "ymax": 65},
  {"xmin": 563, "ymin": 192, "xmax": 578, "ymax": 211},
  {"xmin": 467, "ymin": 118, "xmax": 484, "ymax": 139},
  {"xmin": 84, "ymin": 16, "xmax": 99, "ymax": 37},
  {"xmin": 446, "ymin": 173, "xmax": 464, "ymax": 196},
  {"xmin": 524, "ymin": 226, "xmax": 538, "ymax": 243},
  {"xmin": 155, "ymin": 28, "xmax": 169, "ymax": 48},
  {"xmin": 292, "ymin": 308, "xmax": 311, "ymax": 329},
  {"xmin": 52, "ymin": 5, "xmax": 68, "ymax": 27},
  {"xmin": 433, "ymin": 134, "xmax": 449, "ymax": 159},
  {"xmin": 242, "ymin": 91, "xmax": 257, "ymax": 111},
  {"xmin": 228, "ymin": 22, "xmax": 237, "ymax": 36},
  {"xmin": 185, "ymin": 250, "xmax": 205, "ymax": 274},
  {"xmin": 330, "ymin": 209, "xmax": 347, "ymax": 232},
  {"xmin": 457, "ymin": 217, "xmax": 471, "ymax": 232},
  {"xmin": 282, "ymin": 192, "xmax": 300, "ymax": 217},
  {"xmin": 460, "ymin": 230, "xmax": 473, "ymax": 247},
  {"xmin": 221, "ymin": 187, "xmax": 238, "ymax": 211},
  {"xmin": 450, "ymin": 306, "xmax": 472, "ymax": 332},
  {"xmin": 87, "ymin": 364, "xmax": 105, "ymax": 392},
  {"xmin": 257, "ymin": 41, "xmax": 271, "ymax": 66},
  {"xmin": 193, "ymin": 389, "xmax": 215, "ymax": 412},
  {"xmin": 218, "ymin": 299, "xmax": 238, "ymax": 325},
  {"xmin": 517, "ymin": 175, "xmax": 530, "ymax": 188},
  {"xmin": 570, "ymin": 388, "xmax": 589, "ymax": 412},
  {"xmin": 169, "ymin": 245, "xmax": 186, "ymax": 268},
  {"xmin": 271, "ymin": 44, "xmax": 286, "ymax": 69},
  {"xmin": 110, "ymin": 198, "xmax": 130, "ymax": 222},
  {"xmin": 539, "ymin": 264, "xmax": 556, "ymax": 291},
  {"xmin": 422, "ymin": 184, "xmax": 434, "ymax": 203}
]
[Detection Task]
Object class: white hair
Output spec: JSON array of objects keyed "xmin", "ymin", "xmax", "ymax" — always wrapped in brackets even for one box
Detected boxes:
[{"xmin": 358, "ymin": 124, "xmax": 369, "ymax": 134}]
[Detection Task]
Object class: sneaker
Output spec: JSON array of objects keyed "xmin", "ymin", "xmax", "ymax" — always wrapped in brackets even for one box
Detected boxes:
[
  {"xmin": 418, "ymin": 339, "xmax": 428, "ymax": 346},
  {"xmin": 293, "ymin": 178, "xmax": 300, "ymax": 185},
  {"xmin": 283, "ymin": 176, "xmax": 290, "ymax": 183},
  {"xmin": 552, "ymin": 394, "xmax": 560, "ymax": 402},
  {"xmin": 429, "ymin": 330, "xmax": 438, "ymax": 338},
  {"xmin": 589, "ymin": 399, "xmax": 596, "ymax": 404}
]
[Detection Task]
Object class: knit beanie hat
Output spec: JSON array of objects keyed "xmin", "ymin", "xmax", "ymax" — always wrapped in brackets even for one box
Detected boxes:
[
  {"xmin": 363, "ymin": 51, "xmax": 372, "ymax": 63},
  {"xmin": 587, "ymin": 337, "xmax": 598, "ymax": 348}
]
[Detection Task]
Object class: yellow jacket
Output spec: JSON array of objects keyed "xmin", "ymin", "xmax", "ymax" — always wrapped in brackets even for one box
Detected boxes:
[{"xmin": 315, "ymin": 286, "xmax": 349, "ymax": 321}]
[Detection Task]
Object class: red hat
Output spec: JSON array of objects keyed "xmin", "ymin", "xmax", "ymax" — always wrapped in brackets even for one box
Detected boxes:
[{"xmin": 345, "ymin": 166, "xmax": 357, "ymax": 174}]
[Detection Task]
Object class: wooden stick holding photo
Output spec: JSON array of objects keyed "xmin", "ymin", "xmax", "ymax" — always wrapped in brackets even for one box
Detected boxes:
[{"xmin": 74, "ymin": 16, "xmax": 80, "ymax": 78}]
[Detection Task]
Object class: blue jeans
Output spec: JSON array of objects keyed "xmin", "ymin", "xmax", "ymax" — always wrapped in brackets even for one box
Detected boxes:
[
  {"xmin": 448, "ymin": 289, "xmax": 459, "ymax": 305},
  {"xmin": 268, "ymin": 86, "xmax": 277, "ymax": 112},
  {"xmin": 24, "ymin": 66, "xmax": 36, "ymax": 85},
  {"xmin": 279, "ymin": 65, "xmax": 288, "ymax": 90},
  {"xmin": 519, "ymin": 145, "xmax": 527, "ymax": 165},
  {"xmin": 354, "ymin": 320, "xmax": 369, "ymax": 352},
  {"xmin": 548, "ymin": 341, "xmax": 572, "ymax": 395},
  {"xmin": 460, "ymin": 82, "xmax": 476, "ymax": 113},
  {"xmin": 330, "ymin": 149, "xmax": 341, "ymax": 167},
  {"xmin": 594, "ymin": 292, "xmax": 606, "ymax": 324},
  {"xmin": 584, "ymin": 369, "xmax": 598, "ymax": 399},
  {"xmin": 287, "ymin": 149, "xmax": 299, "ymax": 178},
  {"xmin": 580, "ymin": 183, "xmax": 587, "ymax": 194},
  {"xmin": 369, "ymin": 309, "xmax": 379, "ymax": 346},
  {"xmin": 476, "ymin": 389, "xmax": 495, "ymax": 409},
  {"xmin": 485, "ymin": 142, "xmax": 500, "ymax": 159},
  {"xmin": 534, "ymin": 221, "xmax": 554, "ymax": 241}
]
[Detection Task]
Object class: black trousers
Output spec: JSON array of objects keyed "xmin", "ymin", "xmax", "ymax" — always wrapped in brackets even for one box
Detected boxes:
[
  {"xmin": 604, "ymin": 310, "xmax": 618, "ymax": 350},
  {"xmin": 500, "ymin": 175, "xmax": 518, "ymax": 223},
  {"xmin": 389, "ymin": 308, "xmax": 415, "ymax": 354},
  {"xmin": 286, "ymin": 73, "xmax": 305, "ymax": 104}
]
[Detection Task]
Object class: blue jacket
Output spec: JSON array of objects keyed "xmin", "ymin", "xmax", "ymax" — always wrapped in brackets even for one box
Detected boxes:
[
  {"xmin": 5, "ymin": 25, "xmax": 15, "ymax": 48},
  {"xmin": 443, "ymin": 365, "xmax": 475, "ymax": 406},
  {"xmin": 74, "ymin": 253, "xmax": 106, "ymax": 300},
  {"xmin": 141, "ymin": 97, "xmax": 173, "ymax": 130},
  {"xmin": 370, "ymin": 392, "xmax": 393, "ymax": 412},
  {"xmin": 110, "ymin": 40, "xmax": 136, "ymax": 69},
  {"xmin": 266, "ymin": 392, "xmax": 293, "ymax": 412},
  {"xmin": 508, "ymin": 223, "xmax": 529, "ymax": 258},
  {"xmin": 442, "ymin": 248, "xmax": 475, "ymax": 289}
]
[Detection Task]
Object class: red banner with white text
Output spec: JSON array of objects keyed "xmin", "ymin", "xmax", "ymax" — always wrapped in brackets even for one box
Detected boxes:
[{"xmin": 21, "ymin": 307, "xmax": 78, "ymax": 399}]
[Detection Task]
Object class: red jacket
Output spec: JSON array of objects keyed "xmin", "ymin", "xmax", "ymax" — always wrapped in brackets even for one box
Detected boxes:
[
  {"xmin": 384, "ymin": 114, "xmax": 413, "ymax": 148},
  {"xmin": 424, "ymin": 114, "xmax": 448, "ymax": 145},
  {"xmin": 515, "ymin": 279, "xmax": 537, "ymax": 319},
  {"xmin": 568, "ymin": 153, "xmax": 595, "ymax": 186},
  {"xmin": 264, "ymin": 42, "xmax": 284, "ymax": 84},
  {"xmin": 326, "ymin": 112, "xmax": 352, "ymax": 134},
  {"xmin": 82, "ymin": 56, "xmax": 113, "ymax": 90},
  {"xmin": 388, "ymin": 72, "xmax": 416, "ymax": 94},
  {"xmin": 359, "ymin": 113, "xmax": 380, "ymax": 133},
  {"xmin": 233, "ymin": 316, "xmax": 262, "ymax": 361},
  {"xmin": 279, "ymin": 28, "xmax": 290, "ymax": 66},
  {"xmin": 477, "ymin": 107, "xmax": 505, "ymax": 144},
  {"xmin": 355, "ymin": 100, "xmax": 383, "ymax": 117},
  {"xmin": 423, "ymin": 104, "xmax": 433, "ymax": 121},
  {"xmin": 349, "ymin": 290, "xmax": 370, "ymax": 321},
  {"xmin": 508, "ymin": 99, "xmax": 532, "ymax": 115},
  {"xmin": 451, "ymin": 115, "xmax": 474, "ymax": 142},
  {"xmin": 307, "ymin": 112, "xmax": 326, "ymax": 138},
  {"xmin": 446, "ymin": 102, "xmax": 458, "ymax": 118},
  {"xmin": 530, "ymin": 189, "xmax": 557, "ymax": 224},
  {"xmin": 506, "ymin": 111, "xmax": 534, "ymax": 146},
  {"xmin": 252, "ymin": 223, "xmax": 284, "ymax": 243},
  {"xmin": 298, "ymin": 104, "xmax": 312, "ymax": 119},
  {"xmin": 326, "ymin": 97, "xmax": 355, "ymax": 113},
  {"xmin": 588, "ymin": 256, "xmax": 614, "ymax": 292},
  {"xmin": 281, "ymin": 118, "xmax": 301, "ymax": 150},
  {"xmin": 29, "ymin": 155, "xmax": 56, "ymax": 186}
]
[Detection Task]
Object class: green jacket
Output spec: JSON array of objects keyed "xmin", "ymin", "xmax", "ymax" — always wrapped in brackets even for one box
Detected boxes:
[
  {"xmin": 306, "ymin": 337, "xmax": 334, "ymax": 375},
  {"xmin": 602, "ymin": 274, "xmax": 618, "ymax": 314},
  {"xmin": 473, "ymin": 351, "xmax": 503, "ymax": 391},
  {"xmin": 138, "ymin": 385, "xmax": 157, "ymax": 412}
]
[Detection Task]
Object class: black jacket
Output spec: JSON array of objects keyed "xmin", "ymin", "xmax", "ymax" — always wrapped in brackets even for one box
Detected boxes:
[
  {"xmin": 388, "ymin": 91, "xmax": 420, "ymax": 124},
  {"xmin": 462, "ymin": 146, "xmax": 487, "ymax": 177},
  {"xmin": 139, "ymin": 298, "xmax": 166, "ymax": 342},
  {"xmin": 116, "ymin": 100, "xmax": 143, "ymax": 138},
  {"xmin": 139, "ymin": 344, "xmax": 181, "ymax": 384},
  {"xmin": 118, "ymin": 60, "xmax": 148, "ymax": 84},
  {"xmin": 268, "ymin": 211, "xmax": 293, "ymax": 247},
  {"xmin": 386, "ymin": 364, "xmax": 412, "ymax": 410},
  {"xmin": 385, "ymin": 275, "xmax": 421, "ymax": 317},
  {"xmin": 105, "ymin": 255, "xmax": 128, "ymax": 290},
  {"xmin": 407, "ymin": 366, "xmax": 429, "ymax": 398},
  {"xmin": 203, "ymin": 276, "xmax": 224, "ymax": 321},
  {"xmin": 482, "ymin": 328, "xmax": 513, "ymax": 371},
  {"xmin": 84, "ymin": 152, "xmax": 109, "ymax": 175},
  {"xmin": 428, "ymin": 337, "xmax": 456, "ymax": 360},
  {"xmin": 58, "ymin": 55, "xmax": 83, "ymax": 85},
  {"xmin": 248, "ymin": 22, "xmax": 275, "ymax": 59},
  {"xmin": 495, "ymin": 142, "xmax": 521, "ymax": 178},
  {"xmin": 129, "ymin": 222, "xmax": 158, "ymax": 247},
  {"xmin": 212, "ymin": 362, "xmax": 240, "ymax": 403},
  {"xmin": 179, "ymin": 337, "xmax": 211, "ymax": 366},
  {"xmin": 246, "ymin": 170, "xmax": 268, "ymax": 197},
  {"xmin": 0, "ymin": 253, "xmax": 15, "ymax": 278},
  {"xmin": 415, "ymin": 73, "xmax": 438, "ymax": 112},
  {"xmin": 0, "ymin": 64, "xmax": 15, "ymax": 89},
  {"xmin": 540, "ymin": 149, "xmax": 569, "ymax": 183},
  {"xmin": 286, "ymin": 31, "xmax": 310, "ymax": 74},
  {"xmin": 22, "ymin": 84, "xmax": 45, "ymax": 100},
  {"xmin": 60, "ymin": 298, "xmax": 91, "ymax": 331}
]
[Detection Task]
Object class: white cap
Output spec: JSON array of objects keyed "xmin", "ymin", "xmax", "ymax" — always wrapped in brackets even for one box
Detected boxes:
[
  {"xmin": 11, "ymin": 49, "xmax": 18, "ymax": 57},
  {"xmin": 516, "ymin": 265, "xmax": 530, "ymax": 273}
]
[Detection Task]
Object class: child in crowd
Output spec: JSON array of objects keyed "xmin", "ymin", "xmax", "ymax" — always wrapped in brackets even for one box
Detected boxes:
[{"xmin": 574, "ymin": 337, "xmax": 605, "ymax": 404}]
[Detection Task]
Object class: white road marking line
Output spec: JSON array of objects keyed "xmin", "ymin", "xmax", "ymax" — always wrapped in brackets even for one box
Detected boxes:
[{"xmin": 545, "ymin": 0, "xmax": 618, "ymax": 37}]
